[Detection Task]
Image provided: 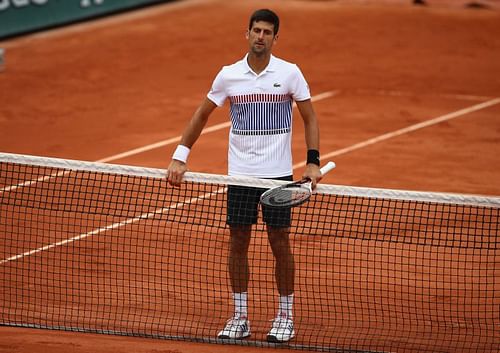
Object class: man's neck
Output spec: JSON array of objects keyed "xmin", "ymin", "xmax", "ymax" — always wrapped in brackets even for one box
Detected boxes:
[{"xmin": 247, "ymin": 53, "xmax": 271, "ymax": 75}]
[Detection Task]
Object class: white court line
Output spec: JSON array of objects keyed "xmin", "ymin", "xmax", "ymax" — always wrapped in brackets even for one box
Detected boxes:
[
  {"xmin": 354, "ymin": 89, "xmax": 495, "ymax": 102},
  {"xmin": 0, "ymin": 170, "xmax": 68, "ymax": 194},
  {"xmin": 0, "ymin": 91, "xmax": 338, "ymax": 194},
  {"xmin": 0, "ymin": 90, "xmax": 339, "ymax": 263},
  {"xmin": 2, "ymin": 95, "xmax": 499, "ymax": 264},
  {"xmin": 96, "ymin": 90, "xmax": 339, "ymax": 163},
  {"xmin": 0, "ymin": 186, "xmax": 226, "ymax": 265},
  {"xmin": 294, "ymin": 97, "xmax": 500, "ymax": 166}
]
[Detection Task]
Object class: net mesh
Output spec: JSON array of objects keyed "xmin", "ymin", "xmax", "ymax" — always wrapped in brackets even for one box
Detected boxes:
[{"xmin": 1, "ymin": 152, "xmax": 499, "ymax": 353}]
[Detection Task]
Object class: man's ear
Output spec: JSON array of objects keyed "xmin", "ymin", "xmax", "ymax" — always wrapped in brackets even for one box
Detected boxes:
[{"xmin": 245, "ymin": 30, "xmax": 249, "ymax": 40}]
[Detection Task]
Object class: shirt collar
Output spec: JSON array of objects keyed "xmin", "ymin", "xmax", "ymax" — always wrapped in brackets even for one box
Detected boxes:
[{"xmin": 241, "ymin": 54, "xmax": 277, "ymax": 75}]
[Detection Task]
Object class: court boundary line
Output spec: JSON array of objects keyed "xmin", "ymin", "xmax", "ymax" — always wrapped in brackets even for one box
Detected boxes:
[
  {"xmin": 97, "ymin": 91, "xmax": 499, "ymax": 164},
  {"xmin": 0, "ymin": 185, "xmax": 226, "ymax": 265},
  {"xmin": 96, "ymin": 90, "xmax": 339, "ymax": 163},
  {"xmin": 1, "ymin": 96, "xmax": 499, "ymax": 264},
  {"xmin": 314, "ymin": 97, "xmax": 500, "ymax": 163},
  {"xmin": 353, "ymin": 89, "xmax": 496, "ymax": 102},
  {"xmin": 0, "ymin": 90, "xmax": 338, "ymax": 193},
  {"xmin": 0, "ymin": 88, "xmax": 494, "ymax": 174}
]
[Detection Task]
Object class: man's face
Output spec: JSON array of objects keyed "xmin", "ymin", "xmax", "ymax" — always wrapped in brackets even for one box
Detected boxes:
[{"xmin": 246, "ymin": 21, "xmax": 277, "ymax": 56}]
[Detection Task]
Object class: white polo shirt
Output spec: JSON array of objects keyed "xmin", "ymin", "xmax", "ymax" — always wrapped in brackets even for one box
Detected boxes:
[{"xmin": 207, "ymin": 54, "xmax": 311, "ymax": 178}]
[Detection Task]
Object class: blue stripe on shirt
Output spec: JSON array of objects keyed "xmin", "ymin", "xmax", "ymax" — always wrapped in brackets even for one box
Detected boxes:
[{"xmin": 229, "ymin": 94, "xmax": 293, "ymax": 135}]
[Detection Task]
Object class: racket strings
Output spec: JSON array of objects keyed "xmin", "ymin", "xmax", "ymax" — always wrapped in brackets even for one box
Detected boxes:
[{"xmin": 261, "ymin": 184, "xmax": 311, "ymax": 207}]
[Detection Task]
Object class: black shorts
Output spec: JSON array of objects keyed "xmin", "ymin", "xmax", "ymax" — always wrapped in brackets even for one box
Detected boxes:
[{"xmin": 226, "ymin": 175, "xmax": 293, "ymax": 228}]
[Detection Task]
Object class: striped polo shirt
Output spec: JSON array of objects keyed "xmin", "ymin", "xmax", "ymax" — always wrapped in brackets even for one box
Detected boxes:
[{"xmin": 207, "ymin": 54, "xmax": 311, "ymax": 178}]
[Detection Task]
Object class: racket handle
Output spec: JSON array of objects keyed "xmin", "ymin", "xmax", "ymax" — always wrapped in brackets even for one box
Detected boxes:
[{"xmin": 320, "ymin": 161, "xmax": 336, "ymax": 176}]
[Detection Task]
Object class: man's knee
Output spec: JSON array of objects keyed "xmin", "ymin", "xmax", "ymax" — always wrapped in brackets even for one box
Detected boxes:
[{"xmin": 230, "ymin": 225, "xmax": 252, "ymax": 252}]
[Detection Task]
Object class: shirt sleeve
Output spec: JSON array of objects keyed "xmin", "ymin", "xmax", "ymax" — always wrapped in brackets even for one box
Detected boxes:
[
  {"xmin": 290, "ymin": 65, "xmax": 311, "ymax": 102},
  {"xmin": 207, "ymin": 68, "xmax": 227, "ymax": 107}
]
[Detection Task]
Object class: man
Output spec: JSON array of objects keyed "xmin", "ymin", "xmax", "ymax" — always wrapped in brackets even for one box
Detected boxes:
[{"xmin": 167, "ymin": 9, "xmax": 322, "ymax": 343}]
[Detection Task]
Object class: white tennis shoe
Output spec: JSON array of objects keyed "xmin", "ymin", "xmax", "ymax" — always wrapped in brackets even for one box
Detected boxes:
[
  {"xmin": 267, "ymin": 314, "xmax": 295, "ymax": 343},
  {"xmin": 217, "ymin": 316, "xmax": 251, "ymax": 339}
]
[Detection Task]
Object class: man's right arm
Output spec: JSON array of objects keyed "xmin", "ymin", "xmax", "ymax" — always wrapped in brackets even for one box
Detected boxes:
[{"xmin": 166, "ymin": 98, "xmax": 218, "ymax": 186}]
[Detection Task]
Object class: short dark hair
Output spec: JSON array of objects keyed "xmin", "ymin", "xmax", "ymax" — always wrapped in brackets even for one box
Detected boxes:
[{"xmin": 248, "ymin": 9, "xmax": 280, "ymax": 35}]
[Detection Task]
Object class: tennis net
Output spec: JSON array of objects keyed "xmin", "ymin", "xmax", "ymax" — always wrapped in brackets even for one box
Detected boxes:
[{"xmin": 0, "ymin": 152, "xmax": 499, "ymax": 353}]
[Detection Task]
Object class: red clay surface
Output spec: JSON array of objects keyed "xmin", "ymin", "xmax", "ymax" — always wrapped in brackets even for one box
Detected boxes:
[{"xmin": 1, "ymin": 0, "xmax": 499, "ymax": 352}]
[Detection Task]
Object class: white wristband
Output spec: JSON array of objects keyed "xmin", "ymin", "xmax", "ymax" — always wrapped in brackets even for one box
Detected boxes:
[{"xmin": 172, "ymin": 145, "xmax": 190, "ymax": 163}]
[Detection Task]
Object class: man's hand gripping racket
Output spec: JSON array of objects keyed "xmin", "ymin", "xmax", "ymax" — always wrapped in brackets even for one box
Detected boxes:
[{"xmin": 260, "ymin": 161, "xmax": 336, "ymax": 208}]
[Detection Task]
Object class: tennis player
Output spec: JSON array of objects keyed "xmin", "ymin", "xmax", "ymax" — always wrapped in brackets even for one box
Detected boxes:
[{"xmin": 167, "ymin": 9, "xmax": 322, "ymax": 343}]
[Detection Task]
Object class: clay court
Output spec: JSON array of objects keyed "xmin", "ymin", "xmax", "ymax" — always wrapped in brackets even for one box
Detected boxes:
[{"xmin": 0, "ymin": 0, "xmax": 499, "ymax": 352}]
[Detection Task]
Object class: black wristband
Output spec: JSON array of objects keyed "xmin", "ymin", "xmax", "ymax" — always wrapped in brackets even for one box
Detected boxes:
[{"xmin": 307, "ymin": 149, "xmax": 320, "ymax": 166}]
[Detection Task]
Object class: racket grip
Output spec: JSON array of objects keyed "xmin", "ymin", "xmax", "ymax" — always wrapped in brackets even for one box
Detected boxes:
[{"xmin": 320, "ymin": 161, "xmax": 336, "ymax": 176}]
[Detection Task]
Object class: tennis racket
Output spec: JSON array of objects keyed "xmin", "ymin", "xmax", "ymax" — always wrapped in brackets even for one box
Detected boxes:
[{"xmin": 260, "ymin": 161, "xmax": 336, "ymax": 208}]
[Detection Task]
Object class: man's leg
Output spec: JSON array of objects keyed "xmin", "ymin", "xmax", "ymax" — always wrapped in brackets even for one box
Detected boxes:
[
  {"xmin": 229, "ymin": 224, "xmax": 252, "ymax": 295},
  {"xmin": 266, "ymin": 226, "xmax": 296, "ymax": 343},
  {"xmin": 218, "ymin": 225, "xmax": 253, "ymax": 339},
  {"xmin": 219, "ymin": 182, "xmax": 258, "ymax": 340},
  {"xmin": 267, "ymin": 226, "xmax": 294, "ymax": 296}
]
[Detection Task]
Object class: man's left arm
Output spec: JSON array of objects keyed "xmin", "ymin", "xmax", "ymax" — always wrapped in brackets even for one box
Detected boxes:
[{"xmin": 296, "ymin": 99, "xmax": 322, "ymax": 189}]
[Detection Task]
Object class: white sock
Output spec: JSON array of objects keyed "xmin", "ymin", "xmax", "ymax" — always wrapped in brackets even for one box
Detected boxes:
[
  {"xmin": 233, "ymin": 292, "xmax": 248, "ymax": 318},
  {"xmin": 278, "ymin": 294, "xmax": 294, "ymax": 319}
]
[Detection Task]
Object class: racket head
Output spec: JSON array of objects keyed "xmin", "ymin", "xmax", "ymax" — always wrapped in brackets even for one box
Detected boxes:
[{"xmin": 260, "ymin": 180, "xmax": 312, "ymax": 208}]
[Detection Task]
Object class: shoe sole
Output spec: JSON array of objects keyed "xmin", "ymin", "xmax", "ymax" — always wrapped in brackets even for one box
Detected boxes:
[
  {"xmin": 267, "ymin": 334, "xmax": 295, "ymax": 343},
  {"xmin": 218, "ymin": 333, "xmax": 251, "ymax": 340}
]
